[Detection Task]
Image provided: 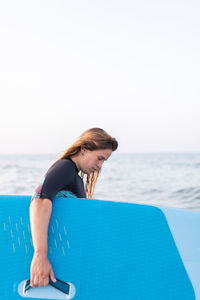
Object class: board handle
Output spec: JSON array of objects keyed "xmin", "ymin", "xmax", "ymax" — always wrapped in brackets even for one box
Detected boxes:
[
  {"xmin": 24, "ymin": 278, "xmax": 70, "ymax": 295},
  {"xmin": 18, "ymin": 278, "xmax": 76, "ymax": 299}
]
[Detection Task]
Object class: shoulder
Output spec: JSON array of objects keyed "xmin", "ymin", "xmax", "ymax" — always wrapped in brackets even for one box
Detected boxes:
[
  {"xmin": 43, "ymin": 159, "xmax": 77, "ymax": 186},
  {"xmin": 47, "ymin": 158, "xmax": 76, "ymax": 176}
]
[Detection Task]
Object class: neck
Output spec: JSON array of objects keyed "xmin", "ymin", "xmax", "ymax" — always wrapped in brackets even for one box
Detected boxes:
[{"xmin": 70, "ymin": 155, "xmax": 81, "ymax": 172}]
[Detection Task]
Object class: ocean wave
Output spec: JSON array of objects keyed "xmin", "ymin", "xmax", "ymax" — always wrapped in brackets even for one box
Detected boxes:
[
  {"xmin": 173, "ymin": 187, "xmax": 200, "ymax": 195},
  {"xmin": 1, "ymin": 153, "xmax": 200, "ymax": 211}
]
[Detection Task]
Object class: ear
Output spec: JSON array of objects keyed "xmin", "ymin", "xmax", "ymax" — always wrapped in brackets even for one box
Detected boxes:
[{"xmin": 80, "ymin": 147, "xmax": 86, "ymax": 155}]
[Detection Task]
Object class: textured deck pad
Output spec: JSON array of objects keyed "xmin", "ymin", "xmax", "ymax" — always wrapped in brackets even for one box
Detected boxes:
[{"xmin": 0, "ymin": 195, "xmax": 195, "ymax": 300}]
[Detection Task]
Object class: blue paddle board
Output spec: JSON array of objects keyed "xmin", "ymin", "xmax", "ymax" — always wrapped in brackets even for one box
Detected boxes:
[{"xmin": 0, "ymin": 195, "xmax": 200, "ymax": 299}]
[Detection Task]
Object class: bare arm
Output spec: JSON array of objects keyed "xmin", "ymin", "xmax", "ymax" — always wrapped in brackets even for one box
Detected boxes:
[{"xmin": 29, "ymin": 198, "xmax": 55, "ymax": 287}]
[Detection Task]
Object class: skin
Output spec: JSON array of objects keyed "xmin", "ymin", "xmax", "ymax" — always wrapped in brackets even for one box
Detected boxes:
[
  {"xmin": 30, "ymin": 148, "xmax": 112, "ymax": 288},
  {"xmin": 71, "ymin": 148, "xmax": 112, "ymax": 175}
]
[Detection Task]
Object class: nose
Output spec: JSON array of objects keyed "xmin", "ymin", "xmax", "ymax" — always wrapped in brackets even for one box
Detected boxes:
[{"xmin": 97, "ymin": 161, "xmax": 104, "ymax": 169}]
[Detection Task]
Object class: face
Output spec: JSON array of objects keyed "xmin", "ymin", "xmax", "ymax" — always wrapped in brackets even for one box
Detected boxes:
[{"xmin": 80, "ymin": 148, "xmax": 112, "ymax": 175}]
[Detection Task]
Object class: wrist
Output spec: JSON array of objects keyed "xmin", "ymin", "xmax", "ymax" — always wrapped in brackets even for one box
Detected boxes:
[{"xmin": 34, "ymin": 249, "xmax": 48, "ymax": 257}]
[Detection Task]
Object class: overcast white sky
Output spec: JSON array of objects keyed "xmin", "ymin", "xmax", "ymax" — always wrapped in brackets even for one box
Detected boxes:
[{"xmin": 0, "ymin": 0, "xmax": 199, "ymax": 154}]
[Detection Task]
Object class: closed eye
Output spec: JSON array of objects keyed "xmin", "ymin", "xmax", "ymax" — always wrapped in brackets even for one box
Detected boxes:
[{"xmin": 98, "ymin": 156, "xmax": 106, "ymax": 161}]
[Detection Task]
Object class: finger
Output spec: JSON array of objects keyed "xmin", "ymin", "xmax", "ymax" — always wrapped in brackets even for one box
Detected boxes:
[
  {"xmin": 33, "ymin": 276, "xmax": 39, "ymax": 287},
  {"xmin": 50, "ymin": 268, "xmax": 56, "ymax": 282},
  {"xmin": 38, "ymin": 276, "xmax": 45, "ymax": 287},
  {"xmin": 30, "ymin": 281, "xmax": 35, "ymax": 288},
  {"xmin": 30, "ymin": 272, "xmax": 34, "ymax": 287},
  {"xmin": 43, "ymin": 277, "xmax": 49, "ymax": 287},
  {"xmin": 30, "ymin": 277, "xmax": 34, "ymax": 287}
]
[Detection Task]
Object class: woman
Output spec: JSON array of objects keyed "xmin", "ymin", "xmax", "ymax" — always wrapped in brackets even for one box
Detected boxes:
[{"xmin": 29, "ymin": 128, "xmax": 118, "ymax": 288}]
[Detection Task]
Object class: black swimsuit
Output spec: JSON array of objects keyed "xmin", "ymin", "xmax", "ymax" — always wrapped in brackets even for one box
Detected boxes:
[{"xmin": 32, "ymin": 158, "xmax": 86, "ymax": 201}]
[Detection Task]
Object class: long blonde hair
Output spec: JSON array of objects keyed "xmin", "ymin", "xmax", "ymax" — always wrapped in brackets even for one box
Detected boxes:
[{"xmin": 57, "ymin": 128, "xmax": 118, "ymax": 198}]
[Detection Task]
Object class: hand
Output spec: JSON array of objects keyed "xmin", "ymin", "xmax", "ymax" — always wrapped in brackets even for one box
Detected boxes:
[{"xmin": 30, "ymin": 252, "xmax": 56, "ymax": 287}]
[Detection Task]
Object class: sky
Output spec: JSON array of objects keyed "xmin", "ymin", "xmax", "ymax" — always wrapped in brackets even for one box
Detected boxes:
[{"xmin": 0, "ymin": 0, "xmax": 199, "ymax": 154}]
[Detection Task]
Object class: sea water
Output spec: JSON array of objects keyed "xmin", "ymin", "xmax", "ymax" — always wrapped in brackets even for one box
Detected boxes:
[{"xmin": 0, "ymin": 152, "xmax": 200, "ymax": 211}]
